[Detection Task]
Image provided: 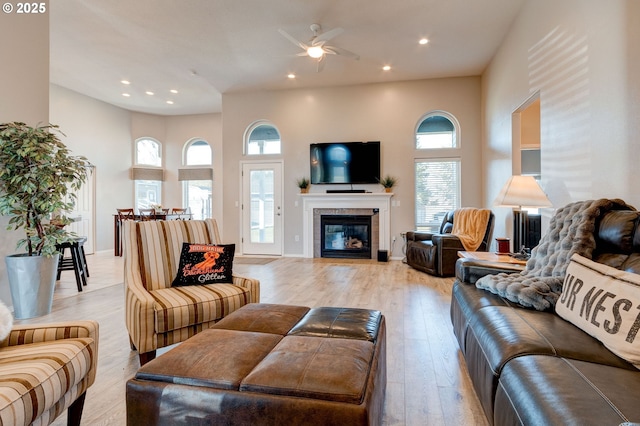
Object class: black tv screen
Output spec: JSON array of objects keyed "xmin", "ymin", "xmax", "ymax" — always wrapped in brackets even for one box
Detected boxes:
[{"xmin": 310, "ymin": 141, "xmax": 381, "ymax": 185}]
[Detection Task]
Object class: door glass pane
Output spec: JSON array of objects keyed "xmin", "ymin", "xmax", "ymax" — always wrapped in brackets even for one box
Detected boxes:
[{"xmin": 250, "ymin": 170, "xmax": 274, "ymax": 243}]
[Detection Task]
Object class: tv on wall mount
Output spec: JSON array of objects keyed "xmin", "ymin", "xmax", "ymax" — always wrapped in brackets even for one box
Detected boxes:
[{"xmin": 310, "ymin": 141, "xmax": 381, "ymax": 185}]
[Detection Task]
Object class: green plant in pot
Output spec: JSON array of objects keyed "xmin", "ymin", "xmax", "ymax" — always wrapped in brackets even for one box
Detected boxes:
[
  {"xmin": 297, "ymin": 177, "xmax": 310, "ymax": 193},
  {"xmin": 378, "ymin": 175, "xmax": 397, "ymax": 192},
  {"xmin": 0, "ymin": 122, "xmax": 90, "ymax": 319}
]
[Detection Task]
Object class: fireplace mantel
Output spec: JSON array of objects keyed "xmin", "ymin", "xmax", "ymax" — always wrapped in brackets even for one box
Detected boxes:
[{"xmin": 301, "ymin": 192, "xmax": 393, "ymax": 258}]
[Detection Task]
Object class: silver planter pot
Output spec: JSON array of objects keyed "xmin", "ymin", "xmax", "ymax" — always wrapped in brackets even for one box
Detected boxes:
[{"xmin": 5, "ymin": 253, "xmax": 59, "ymax": 319}]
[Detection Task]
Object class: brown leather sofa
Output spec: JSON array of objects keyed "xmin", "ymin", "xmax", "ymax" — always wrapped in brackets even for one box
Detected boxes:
[
  {"xmin": 451, "ymin": 209, "xmax": 640, "ymax": 425},
  {"xmin": 406, "ymin": 210, "xmax": 494, "ymax": 277}
]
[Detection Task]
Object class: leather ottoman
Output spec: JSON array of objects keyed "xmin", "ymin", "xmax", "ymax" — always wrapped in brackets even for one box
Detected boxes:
[{"xmin": 126, "ymin": 303, "xmax": 387, "ymax": 425}]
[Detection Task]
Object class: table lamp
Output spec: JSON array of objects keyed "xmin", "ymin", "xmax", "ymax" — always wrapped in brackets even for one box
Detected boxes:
[{"xmin": 494, "ymin": 175, "xmax": 552, "ymax": 252}]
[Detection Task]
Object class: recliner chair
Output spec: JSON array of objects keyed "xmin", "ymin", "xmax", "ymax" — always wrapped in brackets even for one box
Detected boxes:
[{"xmin": 405, "ymin": 210, "xmax": 494, "ymax": 277}]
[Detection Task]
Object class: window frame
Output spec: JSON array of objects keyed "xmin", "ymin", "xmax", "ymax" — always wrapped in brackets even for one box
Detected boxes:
[
  {"xmin": 134, "ymin": 137, "xmax": 163, "ymax": 167},
  {"xmin": 415, "ymin": 111, "xmax": 461, "ymax": 150},
  {"xmin": 180, "ymin": 138, "xmax": 213, "ymax": 220},
  {"xmin": 414, "ymin": 158, "xmax": 461, "ymax": 232},
  {"xmin": 243, "ymin": 120, "xmax": 282, "ymax": 156}
]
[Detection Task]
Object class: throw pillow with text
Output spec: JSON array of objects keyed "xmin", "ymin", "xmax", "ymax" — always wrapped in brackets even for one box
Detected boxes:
[
  {"xmin": 172, "ymin": 243, "xmax": 235, "ymax": 286},
  {"xmin": 556, "ymin": 253, "xmax": 640, "ymax": 369}
]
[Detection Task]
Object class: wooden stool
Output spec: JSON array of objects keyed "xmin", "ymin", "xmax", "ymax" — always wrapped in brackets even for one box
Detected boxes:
[{"xmin": 56, "ymin": 237, "xmax": 89, "ymax": 291}]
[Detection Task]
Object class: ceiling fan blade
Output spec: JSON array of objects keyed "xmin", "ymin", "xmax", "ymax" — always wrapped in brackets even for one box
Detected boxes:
[
  {"xmin": 317, "ymin": 56, "xmax": 326, "ymax": 73},
  {"xmin": 314, "ymin": 27, "xmax": 344, "ymax": 44},
  {"xmin": 324, "ymin": 45, "xmax": 360, "ymax": 60},
  {"xmin": 278, "ymin": 28, "xmax": 309, "ymax": 51}
]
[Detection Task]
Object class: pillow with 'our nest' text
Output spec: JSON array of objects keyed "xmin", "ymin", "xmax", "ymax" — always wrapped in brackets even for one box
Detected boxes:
[{"xmin": 556, "ymin": 254, "xmax": 640, "ymax": 369}]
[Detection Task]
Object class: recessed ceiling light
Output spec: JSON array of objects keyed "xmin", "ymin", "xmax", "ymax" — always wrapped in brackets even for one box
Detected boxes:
[
  {"xmin": 382, "ymin": 65, "xmax": 391, "ymax": 71},
  {"xmin": 122, "ymin": 93, "xmax": 130, "ymax": 97},
  {"xmin": 287, "ymin": 73, "xmax": 296, "ymax": 79},
  {"xmin": 419, "ymin": 38, "xmax": 429, "ymax": 45},
  {"xmin": 121, "ymin": 80, "xmax": 131, "ymax": 85},
  {"xmin": 166, "ymin": 100, "xmax": 174, "ymax": 105},
  {"xmin": 145, "ymin": 91, "xmax": 154, "ymax": 96},
  {"xmin": 170, "ymin": 89, "xmax": 178, "ymax": 94}
]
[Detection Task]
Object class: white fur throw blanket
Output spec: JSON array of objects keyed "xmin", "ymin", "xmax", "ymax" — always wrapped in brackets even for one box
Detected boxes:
[
  {"xmin": 476, "ymin": 199, "xmax": 634, "ymax": 311},
  {"xmin": 0, "ymin": 299, "xmax": 13, "ymax": 342}
]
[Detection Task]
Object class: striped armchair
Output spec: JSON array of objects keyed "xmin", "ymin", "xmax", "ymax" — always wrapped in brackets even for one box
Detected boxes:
[
  {"xmin": 0, "ymin": 320, "xmax": 99, "ymax": 426},
  {"xmin": 123, "ymin": 219, "xmax": 260, "ymax": 365}
]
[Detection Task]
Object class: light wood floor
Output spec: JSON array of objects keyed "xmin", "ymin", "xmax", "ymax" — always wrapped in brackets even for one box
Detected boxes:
[{"xmin": 15, "ymin": 252, "xmax": 488, "ymax": 426}]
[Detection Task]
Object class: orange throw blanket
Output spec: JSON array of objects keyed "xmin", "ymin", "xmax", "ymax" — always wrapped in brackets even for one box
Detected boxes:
[{"xmin": 451, "ymin": 208, "xmax": 491, "ymax": 251}]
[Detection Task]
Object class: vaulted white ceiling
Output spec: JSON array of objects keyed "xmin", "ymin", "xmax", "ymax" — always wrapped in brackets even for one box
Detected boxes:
[{"xmin": 50, "ymin": 0, "xmax": 525, "ymax": 115}]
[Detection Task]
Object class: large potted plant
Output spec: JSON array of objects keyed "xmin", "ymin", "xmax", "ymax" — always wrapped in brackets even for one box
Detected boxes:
[{"xmin": 0, "ymin": 122, "xmax": 89, "ymax": 319}]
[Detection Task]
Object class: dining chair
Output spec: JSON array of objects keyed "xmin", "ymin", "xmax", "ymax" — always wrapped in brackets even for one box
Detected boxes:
[
  {"xmin": 139, "ymin": 209, "xmax": 155, "ymax": 221},
  {"xmin": 116, "ymin": 208, "xmax": 136, "ymax": 256},
  {"xmin": 171, "ymin": 207, "xmax": 187, "ymax": 214}
]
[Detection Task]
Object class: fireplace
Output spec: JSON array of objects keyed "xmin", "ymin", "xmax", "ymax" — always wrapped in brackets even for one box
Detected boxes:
[
  {"xmin": 320, "ymin": 215, "xmax": 372, "ymax": 259},
  {"xmin": 302, "ymin": 193, "xmax": 392, "ymax": 258}
]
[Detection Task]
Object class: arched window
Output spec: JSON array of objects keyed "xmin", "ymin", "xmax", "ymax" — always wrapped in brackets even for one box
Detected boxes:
[
  {"xmin": 185, "ymin": 139, "xmax": 212, "ymax": 165},
  {"xmin": 132, "ymin": 137, "xmax": 163, "ymax": 211},
  {"xmin": 245, "ymin": 121, "xmax": 281, "ymax": 155},
  {"xmin": 414, "ymin": 111, "xmax": 461, "ymax": 231},
  {"xmin": 415, "ymin": 111, "xmax": 459, "ymax": 149},
  {"xmin": 179, "ymin": 139, "xmax": 213, "ymax": 220},
  {"xmin": 135, "ymin": 137, "xmax": 162, "ymax": 166}
]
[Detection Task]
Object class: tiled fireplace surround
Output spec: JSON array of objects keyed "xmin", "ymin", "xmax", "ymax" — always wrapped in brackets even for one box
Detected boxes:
[{"xmin": 301, "ymin": 193, "xmax": 392, "ymax": 259}]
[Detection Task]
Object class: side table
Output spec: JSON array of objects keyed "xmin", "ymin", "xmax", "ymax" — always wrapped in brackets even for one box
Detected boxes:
[{"xmin": 458, "ymin": 251, "xmax": 528, "ymax": 266}]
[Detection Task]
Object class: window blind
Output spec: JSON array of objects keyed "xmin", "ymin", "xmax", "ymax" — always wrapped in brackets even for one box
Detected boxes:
[
  {"xmin": 178, "ymin": 168, "xmax": 213, "ymax": 181},
  {"xmin": 130, "ymin": 167, "xmax": 164, "ymax": 181}
]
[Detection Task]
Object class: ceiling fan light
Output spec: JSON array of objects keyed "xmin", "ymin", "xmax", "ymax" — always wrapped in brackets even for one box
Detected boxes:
[{"xmin": 307, "ymin": 46, "xmax": 324, "ymax": 59}]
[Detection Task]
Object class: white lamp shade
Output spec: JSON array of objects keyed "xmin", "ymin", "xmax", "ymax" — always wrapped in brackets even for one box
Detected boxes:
[{"xmin": 494, "ymin": 175, "xmax": 552, "ymax": 208}]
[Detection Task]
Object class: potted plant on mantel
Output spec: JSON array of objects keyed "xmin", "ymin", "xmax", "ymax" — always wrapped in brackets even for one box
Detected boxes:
[
  {"xmin": 0, "ymin": 122, "xmax": 90, "ymax": 319},
  {"xmin": 378, "ymin": 175, "xmax": 397, "ymax": 193},
  {"xmin": 297, "ymin": 177, "xmax": 311, "ymax": 194}
]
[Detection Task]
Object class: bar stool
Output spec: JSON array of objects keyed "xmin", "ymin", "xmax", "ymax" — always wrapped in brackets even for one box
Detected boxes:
[{"xmin": 56, "ymin": 237, "xmax": 89, "ymax": 291}]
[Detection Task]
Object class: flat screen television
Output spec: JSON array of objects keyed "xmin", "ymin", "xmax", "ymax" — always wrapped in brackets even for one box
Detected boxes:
[{"xmin": 310, "ymin": 141, "xmax": 381, "ymax": 185}]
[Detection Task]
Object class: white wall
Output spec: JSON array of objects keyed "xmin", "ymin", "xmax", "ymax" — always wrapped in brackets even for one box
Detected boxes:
[
  {"xmin": 0, "ymin": 3, "xmax": 50, "ymax": 305},
  {"xmin": 50, "ymin": 85, "xmax": 133, "ymax": 252},
  {"xmin": 222, "ymin": 77, "xmax": 483, "ymax": 256},
  {"xmin": 483, "ymin": 0, "xmax": 640, "ymax": 242}
]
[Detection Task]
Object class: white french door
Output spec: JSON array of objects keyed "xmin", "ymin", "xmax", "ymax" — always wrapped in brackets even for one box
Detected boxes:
[{"xmin": 241, "ymin": 162, "xmax": 283, "ymax": 255}]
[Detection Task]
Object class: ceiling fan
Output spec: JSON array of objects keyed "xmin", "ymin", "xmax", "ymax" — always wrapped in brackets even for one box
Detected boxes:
[{"xmin": 278, "ymin": 23, "xmax": 360, "ymax": 72}]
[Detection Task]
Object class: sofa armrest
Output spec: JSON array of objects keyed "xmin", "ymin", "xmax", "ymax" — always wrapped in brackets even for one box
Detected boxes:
[
  {"xmin": 2, "ymin": 320, "xmax": 99, "ymax": 347},
  {"xmin": 455, "ymin": 257, "xmax": 525, "ymax": 284},
  {"xmin": 232, "ymin": 274, "xmax": 261, "ymax": 303},
  {"xmin": 432, "ymin": 233, "xmax": 465, "ymax": 249},
  {"xmin": 2, "ymin": 320, "xmax": 100, "ymax": 386},
  {"xmin": 406, "ymin": 231, "xmax": 435, "ymax": 242}
]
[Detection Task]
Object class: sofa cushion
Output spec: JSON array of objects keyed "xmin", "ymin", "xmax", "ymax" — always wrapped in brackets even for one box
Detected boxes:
[
  {"xmin": 135, "ymin": 329, "xmax": 282, "ymax": 390},
  {"xmin": 213, "ymin": 303, "xmax": 310, "ymax": 335},
  {"xmin": 0, "ymin": 338, "xmax": 94, "ymax": 425},
  {"xmin": 288, "ymin": 307, "xmax": 382, "ymax": 342},
  {"xmin": 171, "ymin": 243, "xmax": 235, "ymax": 286},
  {"xmin": 495, "ymin": 355, "xmax": 640, "ymax": 425},
  {"xmin": 151, "ymin": 283, "xmax": 251, "ymax": 333},
  {"xmin": 557, "ymin": 254, "xmax": 640, "ymax": 369},
  {"xmin": 240, "ymin": 336, "xmax": 374, "ymax": 404}
]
